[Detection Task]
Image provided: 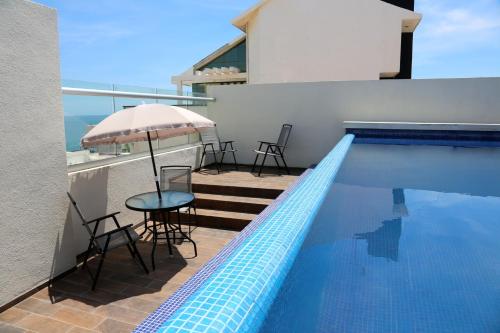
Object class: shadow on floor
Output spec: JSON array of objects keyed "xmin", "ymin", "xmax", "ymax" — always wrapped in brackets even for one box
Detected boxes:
[{"xmin": 47, "ymin": 240, "xmax": 187, "ymax": 307}]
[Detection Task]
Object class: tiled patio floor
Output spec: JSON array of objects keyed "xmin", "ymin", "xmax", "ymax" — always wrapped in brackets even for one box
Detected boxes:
[{"xmin": 0, "ymin": 227, "xmax": 238, "ymax": 333}]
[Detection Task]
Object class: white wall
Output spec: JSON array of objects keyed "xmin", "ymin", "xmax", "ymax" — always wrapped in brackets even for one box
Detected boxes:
[
  {"xmin": 207, "ymin": 78, "xmax": 500, "ymax": 168},
  {"xmin": 0, "ymin": 0, "xmax": 71, "ymax": 307},
  {"xmin": 245, "ymin": 0, "xmax": 419, "ymax": 84}
]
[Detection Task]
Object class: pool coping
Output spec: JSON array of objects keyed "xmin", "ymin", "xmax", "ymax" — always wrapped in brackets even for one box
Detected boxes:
[{"xmin": 134, "ymin": 168, "xmax": 313, "ymax": 332}]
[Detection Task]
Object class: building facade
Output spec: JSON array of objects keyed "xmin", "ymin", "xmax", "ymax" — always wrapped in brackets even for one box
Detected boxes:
[{"xmin": 172, "ymin": 0, "xmax": 421, "ymax": 94}]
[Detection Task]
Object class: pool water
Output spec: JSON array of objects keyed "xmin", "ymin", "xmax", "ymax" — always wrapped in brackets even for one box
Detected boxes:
[{"xmin": 259, "ymin": 144, "xmax": 500, "ymax": 333}]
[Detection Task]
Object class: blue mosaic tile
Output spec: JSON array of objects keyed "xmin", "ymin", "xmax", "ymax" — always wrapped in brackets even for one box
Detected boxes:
[
  {"xmin": 143, "ymin": 134, "xmax": 354, "ymax": 333},
  {"xmin": 134, "ymin": 167, "xmax": 313, "ymax": 333}
]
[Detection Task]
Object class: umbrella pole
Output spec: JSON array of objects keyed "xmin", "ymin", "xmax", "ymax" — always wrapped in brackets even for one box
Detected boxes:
[{"xmin": 147, "ymin": 131, "xmax": 162, "ymax": 201}]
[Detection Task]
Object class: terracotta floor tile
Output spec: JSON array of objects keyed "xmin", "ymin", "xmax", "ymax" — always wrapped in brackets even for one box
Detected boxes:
[
  {"xmin": 3, "ymin": 227, "xmax": 239, "ymax": 332},
  {"xmin": 52, "ymin": 307, "xmax": 104, "ymax": 330},
  {"xmin": 120, "ymin": 297, "xmax": 162, "ymax": 313},
  {"xmin": 0, "ymin": 322, "xmax": 27, "ymax": 333},
  {"xmin": 95, "ymin": 318, "xmax": 135, "ymax": 333},
  {"xmin": 53, "ymin": 295, "xmax": 101, "ymax": 312},
  {"xmin": 67, "ymin": 327, "xmax": 97, "ymax": 333},
  {"xmin": 94, "ymin": 304, "xmax": 147, "ymax": 325},
  {"xmin": 15, "ymin": 298, "xmax": 60, "ymax": 316},
  {"xmin": 0, "ymin": 307, "xmax": 30, "ymax": 324},
  {"xmin": 16, "ymin": 313, "xmax": 70, "ymax": 333}
]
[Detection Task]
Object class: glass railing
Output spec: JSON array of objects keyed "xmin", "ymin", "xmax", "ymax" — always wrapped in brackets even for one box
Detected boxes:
[{"xmin": 63, "ymin": 79, "xmax": 209, "ymax": 167}]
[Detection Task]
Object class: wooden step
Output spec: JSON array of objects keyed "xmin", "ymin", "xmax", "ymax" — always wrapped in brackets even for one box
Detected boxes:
[
  {"xmin": 180, "ymin": 208, "xmax": 256, "ymax": 231},
  {"xmin": 194, "ymin": 193, "xmax": 273, "ymax": 214},
  {"xmin": 192, "ymin": 183, "xmax": 283, "ymax": 199}
]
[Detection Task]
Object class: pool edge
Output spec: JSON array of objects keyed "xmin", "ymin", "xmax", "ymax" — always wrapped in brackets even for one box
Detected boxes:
[{"xmin": 136, "ymin": 134, "xmax": 355, "ymax": 333}]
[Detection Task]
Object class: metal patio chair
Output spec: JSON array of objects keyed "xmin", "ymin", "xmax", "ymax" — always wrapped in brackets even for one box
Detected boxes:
[
  {"xmin": 160, "ymin": 165, "xmax": 198, "ymax": 237},
  {"xmin": 199, "ymin": 126, "xmax": 238, "ymax": 173},
  {"xmin": 252, "ymin": 124, "xmax": 293, "ymax": 176},
  {"xmin": 67, "ymin": 192, "xmax": 149, "ymax": 290}
]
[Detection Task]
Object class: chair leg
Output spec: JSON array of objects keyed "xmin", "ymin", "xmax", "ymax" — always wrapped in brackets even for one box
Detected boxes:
[
  {"xmin": 273, "ymin": 155, "xmax": 281, "ymax": 170},
  {"xmin": 92, "ymin": 237, "xmax": 110, "ymax": 290},
  {"xmin": 258, "ymin": 152, "xmax": 269, "ymax": 177},
  {"xmin": 199, "ymin": 151, "xmax": 206, "ymax": 171},
  {"xmin": 82, "ymin": 241, "xmax": 93, "ymax": 270},
  {"xmin": 210, "ymin": 146, "xmax": 220, "ymax": 174},
  {"xmin": 232, "ymin": 151, "xmax": 239, "ymax": 170},
  {"xmin": 280, "ymin": 154, "xmax": 290, "ymax": 175},
  {"xmin": 252, "ymin": 154, "xmax": 260, "ymax": 172},
  {"xmin": 220, "ymin": 152, "xmax": 226, "ymax": 170},
  {"xmin": 177, "ymin": 209, "xmax": 197, "ymax": 257},
  {"xmin": 126, "ymin": 244, "xmax": 136, "ymax": 258},
  {"xmin": 130, "ymin": 242, "xmax": 149, "ymax": 274},
  {"xmin": 192, "ymin": 204, "xmax": 198, "ymax": 233}
]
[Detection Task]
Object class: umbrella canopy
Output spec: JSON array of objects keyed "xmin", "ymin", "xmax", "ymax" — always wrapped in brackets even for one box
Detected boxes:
[
  {"xmin": 80, "ymin": 104, "xmax": 216, "ymax": 200},
  {"xmin": 81, "ymin": 104, "xmax": 215, "ymax": 148}
]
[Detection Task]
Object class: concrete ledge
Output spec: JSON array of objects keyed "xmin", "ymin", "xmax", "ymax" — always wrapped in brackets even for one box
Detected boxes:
[{"xmin": 68, "ymin": 143, "xmax": 202, "ymax": 175}]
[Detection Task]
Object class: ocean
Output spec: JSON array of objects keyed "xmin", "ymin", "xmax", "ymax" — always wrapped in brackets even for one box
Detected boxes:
[{"xmin": 64, "ymin": 115, "xmax": 107, "ymax": 152}]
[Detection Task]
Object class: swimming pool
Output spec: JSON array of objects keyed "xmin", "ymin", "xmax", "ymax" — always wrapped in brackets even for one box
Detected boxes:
[
  {"xmin": 260, "ymin": 143, "xmax": 500, "ymax": 332},
  {"xmin": 136, "ymin": 136, "xmax": 500, "ymax": 332}
]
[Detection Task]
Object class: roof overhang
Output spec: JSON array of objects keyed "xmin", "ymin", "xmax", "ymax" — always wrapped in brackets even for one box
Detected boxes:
[
  {"xmin": 232, "ymin": 0, "xmax": 270, "ymax": 31},
  {"xmin": 401, "ymin": 12, "xmax": 422, "ymax": 32},
  {"xmin": 233, "ymin": 0, "xmax": 422, "ymax": 33}
]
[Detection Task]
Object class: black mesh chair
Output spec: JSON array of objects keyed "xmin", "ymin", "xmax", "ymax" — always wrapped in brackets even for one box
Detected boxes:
[
  {"xmin": 67, "ymin": 192, "xmax": 149, "ymax": 290},
  {"xmin": 252, "ymin": 124, "xmax": 293, "ymax": 176},
  {"xmin": 160, "ymin": 165, "xmax": 198, "ymax": 237},
  {"xmin": 145, "ymin": 166, "xmax": 198, "ymax": 239},
  {"xmin": 199, "ymin": 125, "xmax": 238, "ymax": 173}
]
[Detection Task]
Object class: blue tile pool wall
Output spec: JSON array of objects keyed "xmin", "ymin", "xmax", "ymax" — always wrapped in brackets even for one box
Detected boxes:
[
  {"xmin": 156, "ymin": 134, "xmax": 355, "ymax": 333},
  {"xmin": 134, "ymin": 169, "xmax": 313, "ymax": 333}
]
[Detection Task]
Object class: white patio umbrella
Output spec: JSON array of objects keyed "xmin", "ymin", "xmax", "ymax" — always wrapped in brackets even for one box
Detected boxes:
[{"xmin": 81, "ymin": 104, "xmax": 215, "ymax": 200}]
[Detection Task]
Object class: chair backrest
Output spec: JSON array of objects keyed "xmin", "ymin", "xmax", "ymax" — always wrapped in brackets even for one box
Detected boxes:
[
  {"xmin": 200, "ymin": 126, "xmax": 221, "ymax": 152},
  {"xmin": 276, "ymin": 124, "xmax": 293, "ymax": 148},
  {"xmin": 67, "ymin": 192, "xmax": 88, "ymax": 224},
  {"xmin": 67, "ymin": 192, "xmax": 98, "ymax": 245},
  {"xmin": 160, "ymin": 166, "xmax": 192, "ymax": 193}
]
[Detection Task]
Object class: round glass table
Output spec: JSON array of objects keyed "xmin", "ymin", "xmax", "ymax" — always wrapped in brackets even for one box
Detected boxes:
[{"xmin": 125, "ymin": 191, "xmax": 197, "ymax": 270}]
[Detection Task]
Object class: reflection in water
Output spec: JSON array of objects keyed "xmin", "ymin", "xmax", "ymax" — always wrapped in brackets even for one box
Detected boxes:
[
  {"xmin": 355, "ymin": 188, "xmax": 407, "ymax": 261},
  {"xmin": 355, "ymin": 218, "xmax": 402, "ymax": 261},
  {"xmin": 392, "ymin": 188, "xmax": 409, "ymax": 217}
]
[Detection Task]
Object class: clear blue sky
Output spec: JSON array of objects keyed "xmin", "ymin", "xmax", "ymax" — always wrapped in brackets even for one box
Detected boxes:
[{"xmin": 37, "ymin": 0, "xmax": 500, "ymax": 89}]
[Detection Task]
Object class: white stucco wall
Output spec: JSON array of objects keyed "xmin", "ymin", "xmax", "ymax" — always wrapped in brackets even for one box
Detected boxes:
[
  {"xmin": 0, "ymin": 0, "xmax": 72, "ymax": 307},
  {"xmin": 245, "ymin": 0, "xmax": 418, "ymax": 84},
  {"xmin": 207, "ymin": 78, "xmax": 500, "ymax": 168}
]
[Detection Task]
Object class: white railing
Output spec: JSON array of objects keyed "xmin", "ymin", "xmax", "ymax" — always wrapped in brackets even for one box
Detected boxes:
[
  {"xmin": 61, "ymin": 87, "xmax": 215, "ymax": 102},
  {"xmin": 63, "ymin": 86, "xmax": 212, "ymax": 167}
]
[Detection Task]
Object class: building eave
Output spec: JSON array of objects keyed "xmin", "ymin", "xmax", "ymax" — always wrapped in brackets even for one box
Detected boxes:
[{"xmin": 231, "ymin": 0, "xmax": 270, "ymax": 31}]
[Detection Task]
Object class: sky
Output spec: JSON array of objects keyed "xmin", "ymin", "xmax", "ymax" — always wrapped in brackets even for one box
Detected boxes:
[{"xmin": 36, "ymin": 0, "xmax": 500, "ymax": 89}]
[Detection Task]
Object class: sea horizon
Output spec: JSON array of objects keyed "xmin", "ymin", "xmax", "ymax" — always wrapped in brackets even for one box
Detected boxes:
[{"xmin": 64, "ymin": 114, "xmax": 108, "ymax": 152}]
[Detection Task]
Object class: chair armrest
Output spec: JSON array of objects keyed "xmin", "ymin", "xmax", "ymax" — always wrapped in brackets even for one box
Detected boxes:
[
  {"xmin": 267, "ymin": 143, "xmax": 285, "ymax": 148},
  {"xmin": 86, "ymin": 212, "xmax": 121, "ymax": 224},
  {"xmin": 95, "ymin": 224, "xmax": 133, "ymax": 240},
  {"xmin": 203, "ymin": 142, "xmax": 215, "ymax": 147}
]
